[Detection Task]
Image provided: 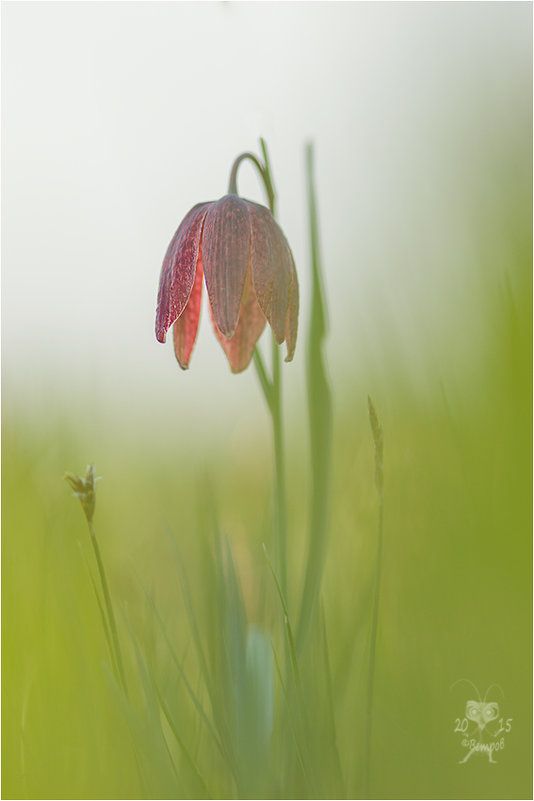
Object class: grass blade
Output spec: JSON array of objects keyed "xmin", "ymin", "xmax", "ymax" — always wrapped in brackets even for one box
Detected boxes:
[{"xmin": 297, "ymin": 142, "xmax": 333, "ymax": 652}]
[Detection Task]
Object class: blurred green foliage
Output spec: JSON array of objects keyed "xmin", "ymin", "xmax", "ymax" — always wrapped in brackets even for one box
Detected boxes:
[
  {"xmin": 3, "ymin": 229, "xmax": 531, "ymax": 796},
  {"xmin": 2, "ymin": 117, "xmax": 532, "ymax": 799}
]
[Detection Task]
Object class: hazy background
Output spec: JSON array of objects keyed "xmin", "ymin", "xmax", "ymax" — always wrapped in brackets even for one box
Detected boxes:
[
  {"xmin": 3, "ymin": 2, "xmax": 530, "ymax": 439},
  {"xmin": 2, "ymin": 3, "xmax": 532, "ymax": 799}
]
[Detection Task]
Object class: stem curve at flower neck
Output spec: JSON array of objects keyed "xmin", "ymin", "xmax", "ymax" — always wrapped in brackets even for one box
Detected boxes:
[{"xmin": 228, "ymin": 151, "xmax": 275, "ymax": 215}]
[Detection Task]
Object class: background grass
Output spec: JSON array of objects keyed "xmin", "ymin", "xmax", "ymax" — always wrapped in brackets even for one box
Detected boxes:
[{"xmin": 3, "ymin": 214, "xmax": 531, "ymax": 797}]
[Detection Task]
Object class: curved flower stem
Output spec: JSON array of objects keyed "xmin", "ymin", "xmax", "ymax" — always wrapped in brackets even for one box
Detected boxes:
[{"xmin": 228, "ymin": 151, "xmax": 275, "ymax": 214}]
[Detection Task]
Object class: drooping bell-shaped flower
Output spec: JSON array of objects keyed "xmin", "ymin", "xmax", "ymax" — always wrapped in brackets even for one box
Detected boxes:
[{"xmin": 155, "ymin": 156, "xmax": 298, "ymax": 373}]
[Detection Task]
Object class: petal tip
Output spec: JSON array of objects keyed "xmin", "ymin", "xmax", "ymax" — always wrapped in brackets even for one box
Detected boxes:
[{"xmin": 175, "ymin": 352, "xmax": 191, "ymax": 370}]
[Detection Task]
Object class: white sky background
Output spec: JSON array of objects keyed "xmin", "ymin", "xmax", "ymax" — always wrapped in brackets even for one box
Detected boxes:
[{"xmin": 2, "ymin": 2, "xmax": 531, "ymax": 441}]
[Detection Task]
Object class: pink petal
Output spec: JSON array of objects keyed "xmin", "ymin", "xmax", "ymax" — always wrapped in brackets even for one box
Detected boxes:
[
  {"xmin": 285, "ymin": 253, "xmax": 299, "ymax": 362},
  {"xmin": 248, "ymin": 201, "xmax": 294, "ymax": 345},
  {"xmin": 172, "ymin": 255, "xmax": 204, "ymax": 369},
  {"xmin": 155, "ymin": 202, "xmax": 210, "ymax": 343},
  {"xmin": 202, "ymin": 195, "xmax": 251, "ymax": 338},
  {"xmin": 209, "ymin": 268, "xmax": 266, "ymax": 373}
]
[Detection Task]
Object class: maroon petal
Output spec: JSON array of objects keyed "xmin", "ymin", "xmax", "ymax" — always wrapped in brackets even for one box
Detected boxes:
[
  {"xmin": 202, "ymin": 195, "xmax": 251, "ymax": 338},
  {"xmin": 285, "ymin": 253, "xmax": 299, "ymax": 362},
  {"xmin": 209, "ymin": 268, "xmax": 266, "ymax": 373},
  {"xmin": 173, "ymin": 255, "xmax": 204, "ymax": 369},
  {"xmin": 248, "ymin": 201, "xmax": 294, "ymax": 345},
  {"xmin": 155, "ymin": 202, "xmax": 210, "ymax": 343}
]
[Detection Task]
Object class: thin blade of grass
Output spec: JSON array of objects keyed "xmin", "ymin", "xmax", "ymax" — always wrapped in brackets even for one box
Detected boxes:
[
  {"xmin": 136, "ymin": 575, "xmax": 228, "ymax": 768},
  {"xmin": 271, "ymin": 642, "xmax": 311, "ymax": 796},
  {"xmin": 320, "ymin": 603, "xmax": 346, "ymax": 798},
  {"xmin": 156, "ymin": 684, "xmax": 212, "ymax": 800},
  {"xmin": 76, "ymin": 541, "xmax": 118, "ymax": 678},
  {"xmin": 126, "ymin": 616, "xmax": 180, "ymax": 782},
  {"xmin": 297, "ymin": 141, "xmax": 333, "ymax": 653},
  {"xmin": 363, "ymin": 396, "xmax": 385, "ymax": 798},
  {"xmin": 262, "ymin": 543, "xmax": 300, "ymax": 685},
  {"xmin": 164, "ymin": 522, "xmax": 237, "ymax": 766}
]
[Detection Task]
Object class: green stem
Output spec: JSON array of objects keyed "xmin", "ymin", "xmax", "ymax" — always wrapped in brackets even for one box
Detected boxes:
[
  {"xmin": 253, "ymin": 349, "xmax": 273, "ymax": 413},
  {"xmin": 363, "ymin": 482, "xmax": 385, "ymax": 797},
  {"xmin": 253, "ymin": 340, "xmax": 288, "ymax": 602},
  {"xmin": 259, "ymin": 138, "xmax": 276, "ymax": 217},
  {"xmin": 88, "ymin": 521, "xmax": 128, "ymax": 696},
  {"xmin": 245, "ymin": 140, "xmax": 287, "ymax": 600},
  {"xmin": 271, "ymin": 334, "xmax": 288, "ymax": 601},
  {"xmin": 228, "ymin": 151, "xmax": 274, "ymax": 213}
]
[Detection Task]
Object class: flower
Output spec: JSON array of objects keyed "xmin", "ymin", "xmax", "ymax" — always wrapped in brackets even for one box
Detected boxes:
[
  {"xmin": 155, "ymin": 193, "xmax": 298, "ymax": 373},
  {"xmin": 65, "ymin": 465, "xmax": 99, "ymax": 524}
]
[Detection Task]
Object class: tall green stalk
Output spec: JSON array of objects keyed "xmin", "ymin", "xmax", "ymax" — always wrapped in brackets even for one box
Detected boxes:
[
  {"xmin": 65, "ymin": 466, "xmax": 128, "ymax": 696},
  {"xmin": 363, "ymin": 397, "xmax": 385, "ymax": 797},
  {"xmin": 232, "ymin": 139, "xmax": 289, "ymax": 601},
  {"xmin": 259, "ymin": 138, "xmax": 288, "ymax": 601},
  {"xmin": 252, "ymin": 339, "xmax": 288, "ymax": 600},
  {"xmin": 296, "ymin": 143, "xmax": 332, "ymax": 653},
  {"xmin": 270, "ymin": 332, "xmax": 288, "ymax": 600},
  {"xmin": 88, "ymin": 520, "xmax": 128, "ymax": 696}
]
